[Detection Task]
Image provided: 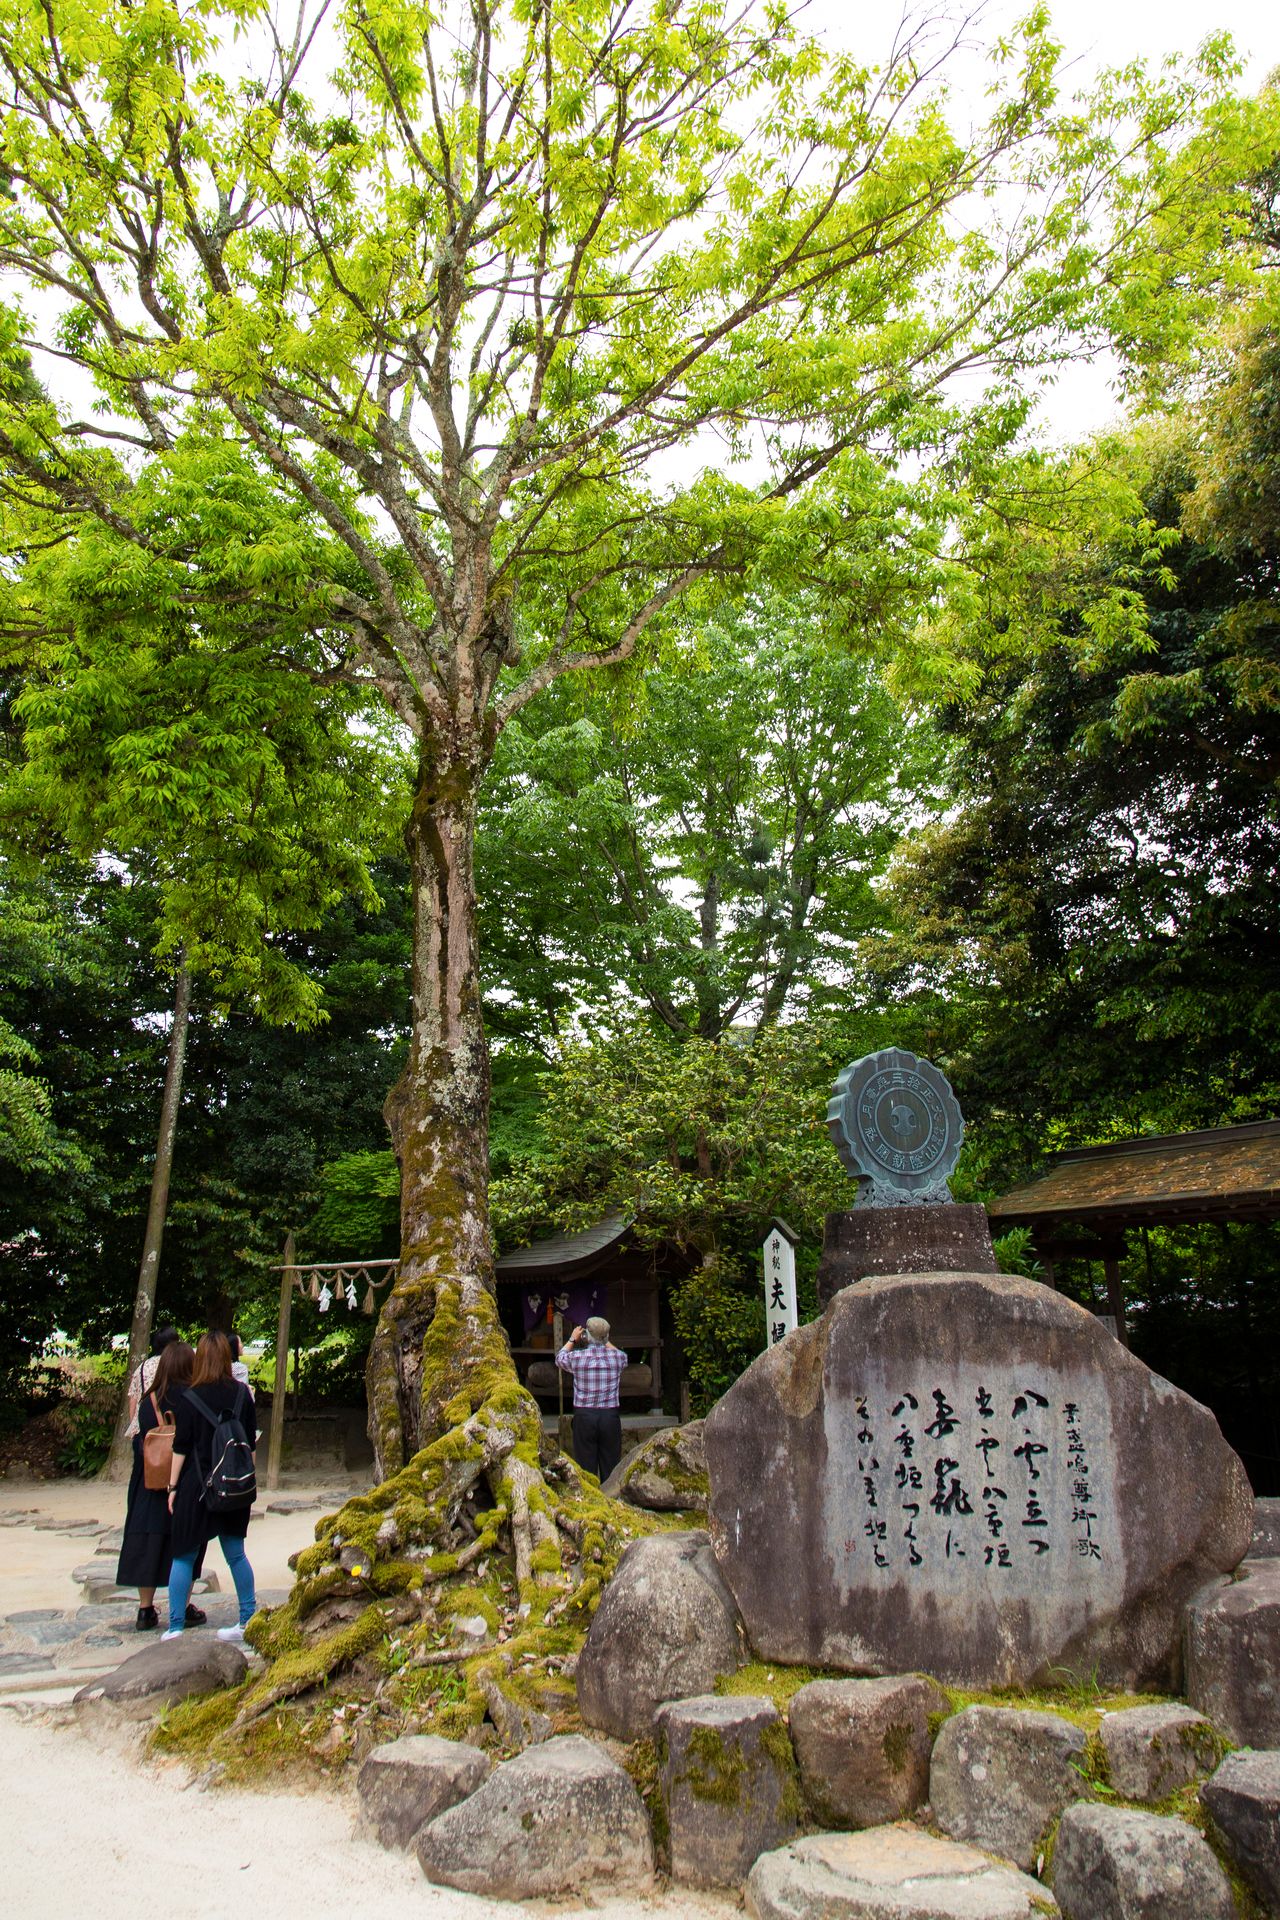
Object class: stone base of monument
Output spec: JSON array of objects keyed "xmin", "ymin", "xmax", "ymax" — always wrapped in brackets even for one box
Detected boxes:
[{"xmin": 816, "ymin": 1203, "xmax": 997, "ymax": 1309}]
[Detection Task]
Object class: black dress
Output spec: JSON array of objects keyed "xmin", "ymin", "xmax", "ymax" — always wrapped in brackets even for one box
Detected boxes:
[
  {"xmin": 116, "ymin": 1392, "xmax": 178, "ymax": 1589},
  {"xmin": 170, "ymin": 1378, "xmax": 257, "ymax": 1559}
]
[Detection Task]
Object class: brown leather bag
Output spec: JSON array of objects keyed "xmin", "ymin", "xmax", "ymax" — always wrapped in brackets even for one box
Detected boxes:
[{"xmin": 142, "ymin": 1393, "xmax": 176, "ymax": 1491}]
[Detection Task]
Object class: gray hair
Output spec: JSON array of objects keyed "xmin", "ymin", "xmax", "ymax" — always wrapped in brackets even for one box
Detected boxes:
[{"xmin": 585, "ymin": 1316, "xmax": 610, "ymax": 1344}]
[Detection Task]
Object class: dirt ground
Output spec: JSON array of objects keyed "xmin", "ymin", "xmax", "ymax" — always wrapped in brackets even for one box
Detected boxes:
[
  {"xmin": 0, "ymin": 1474, "xmax": 726, "ymax": 1920},
  {"xmin": 0, "ymin": 1471, "xmax": 355, "ymax": 1614},
  {"xmin": 0, "ymin": 1709, "xmax": 715, "ymax": 1920}
]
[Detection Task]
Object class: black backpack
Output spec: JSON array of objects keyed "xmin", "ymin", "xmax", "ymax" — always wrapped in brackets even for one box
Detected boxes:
[{"xmin": 186, "ymin": 1385, "xmax": 256, "ymax": 1512}]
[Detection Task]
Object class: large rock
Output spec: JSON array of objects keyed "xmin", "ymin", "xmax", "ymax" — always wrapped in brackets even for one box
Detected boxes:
[
  {"xmin": 416, "ymin": 1734, "xmax": 653, "ymax": 1898},
  {"xmin": 930, "ymin": 1705, "xmax": 1087, "ymax": 1872},
  {"xmin": 705, "ymin": 1271, "xmax": 1252, "ymax": 1689},
  {"xmin": 657, "ymin": 1693, "xmax": 799, "ymax": 1886},
  {"xmin": 357, "ymin": 1734, "xmax": 490, "ymax": 1849},
  {"xmin": 602, "ymin": 1420, "xmax": 708, "ymax": 1512},
  {"xmin": 1185, "ymin": 1557, "xmax": 1280, "ymax": 1746},
  {"xmin": 1095, "ymin": 1703, "xmax": 1220, "ymax": 1802},
  {"xmin": 575, "ymin": 1528, "xmax": 744, "ymax": 1740},
  {"xmin": 1249, "ymin": 1498, "xmax": 1280, "ymax": 1560},
  {"xmin": 1051, "ymin": 1802, "xmax": 1235, "ymax": 1920},
  {"xmin": 73, "ymin": 1635, "xmax": 248, "ymax": 1720},
  {"xmin": 788, "ymin": 1674, "xmax": 949, "ymax": 1828},
  {"xmin": 746, "ymin": 1828, "xmax": 1059, "ymax": 1920},
  {"xmin": 1200, "ymin": 1749, "xmax": 1280, "ymax": 1914}
]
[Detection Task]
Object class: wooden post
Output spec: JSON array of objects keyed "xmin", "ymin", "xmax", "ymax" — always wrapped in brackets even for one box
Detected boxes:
[
  {"xmin": 1102, "ymin": 1244, "xmax": 1128, "ymax": 1348},
  {"xmin": 554, "ymin": 1308, "xmax": 573, "ymax": 1455},
  {"xmin": 266, "ymin": 1232, "xmax": 296, "ymax": 1490},
  {"xmin": 103, "ymin": 963, "xmax": 193, "ymax": 1482}
]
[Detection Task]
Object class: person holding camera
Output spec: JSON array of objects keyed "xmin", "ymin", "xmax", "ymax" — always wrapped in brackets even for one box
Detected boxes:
[{"xmin": 555, "ymin": 1315, "xmax": 627, "ymax": 1482}]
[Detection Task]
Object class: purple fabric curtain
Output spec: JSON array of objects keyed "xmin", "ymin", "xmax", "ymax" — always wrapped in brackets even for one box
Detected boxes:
[{"xmin": 521, "ymin": 1280, "xmax": 607, "ymax": 1336}]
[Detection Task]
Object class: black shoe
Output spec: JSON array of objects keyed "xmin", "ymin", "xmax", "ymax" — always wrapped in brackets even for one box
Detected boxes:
[
  {"xmin": 135, "ymin": 1606, "xmax": 159, "ymax": 1632},
  {"xmin": 184, "ymin": 1605, "xmax": 207, "ymax": 1628}
]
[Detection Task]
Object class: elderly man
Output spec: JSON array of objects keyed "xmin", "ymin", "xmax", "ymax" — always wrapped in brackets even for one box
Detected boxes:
[{"xmin": 555, "ymin": 1315, "xmax": 628, "ymax": 1482}]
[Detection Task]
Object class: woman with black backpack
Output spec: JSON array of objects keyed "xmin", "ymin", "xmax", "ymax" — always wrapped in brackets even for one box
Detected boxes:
[
  {"xmin": 116, "ymin": 1338, "xmax": 205, "ymax": 1632},
  {"xmin": 163, "ymin": 1329, "xmax": 258, "ymax": 1643}
]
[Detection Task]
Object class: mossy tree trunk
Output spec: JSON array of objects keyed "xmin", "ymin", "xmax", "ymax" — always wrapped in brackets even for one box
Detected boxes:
[
  {"xmin": 367, "ymin": 743, "xmax": 507, "ymax": 1479},
  {"xmin": 233, "ymin": 738, "xmax": 644, "ymax": 1738}
]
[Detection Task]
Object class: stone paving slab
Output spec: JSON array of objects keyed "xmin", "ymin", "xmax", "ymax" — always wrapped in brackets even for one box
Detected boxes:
[
  {"xmin": 0, "ymin": 1586, "xmax": 290, "ymax": 1689},
  {"xmin": 0, "ymin": 1652, "xmax": 53, "ymax": 1675},
  {"xmin": 19, "ymin": 1620, "xmax": 83, "ymax": 1650}
]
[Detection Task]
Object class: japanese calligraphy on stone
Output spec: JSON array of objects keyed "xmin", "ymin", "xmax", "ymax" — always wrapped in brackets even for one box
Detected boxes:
[
  {"xmin": 827, "ymin": 1047, "xmax": 963, "ymax": 1202},
  {"xmin": 824, "ymin": 1363, "xmax": 1117, "ymax": 1605}
]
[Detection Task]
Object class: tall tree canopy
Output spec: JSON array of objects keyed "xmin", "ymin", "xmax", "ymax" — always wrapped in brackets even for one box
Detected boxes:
[{"xmin": 0, "ymin": 0, "xmax": 1269, "ymax": 1510}]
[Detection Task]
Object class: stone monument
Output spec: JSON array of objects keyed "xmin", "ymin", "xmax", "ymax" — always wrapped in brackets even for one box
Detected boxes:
[
  {"xmin": 818, "ymin": 1047, "xmax": 997, "ymax": 1308},
  {"xmin": 704, "ymin": 1269, "xmax": 1253, "ymax": 1689}
]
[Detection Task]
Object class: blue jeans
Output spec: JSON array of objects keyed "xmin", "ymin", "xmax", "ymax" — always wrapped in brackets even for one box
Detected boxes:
[{"xmin": 168, "ymin": 1533, "xmax": 255, "ymax": 1630}]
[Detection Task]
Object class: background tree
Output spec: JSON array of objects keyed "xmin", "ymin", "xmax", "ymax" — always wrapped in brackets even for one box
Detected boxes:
[
  {"xmin": 877, "ymin": 402, "xmax": 1280, "ymax": 1179},
  {"xmin": 0, "ymin": 849, "xmax": 413, "ymax": 1376},
  {"xmin": 872, "ymin": 312, "xmax": 1280, "ymax": 1491},
  {"xmin": 1, "ymin": 503, "xmax": 406, "ymax": 1464},
  {"xmin": 490, "ymin": 1009, "xmax": 911, "ymax": 1410},
  {"xmin": 478, "ymin": 600, "xmax": 936, "ymax": 1045}
]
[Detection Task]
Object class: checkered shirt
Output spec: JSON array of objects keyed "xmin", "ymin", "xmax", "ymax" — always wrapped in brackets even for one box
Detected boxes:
[{"xmin": 556, "ymin": 1340, "xmax": 628, "ymax": 1408}]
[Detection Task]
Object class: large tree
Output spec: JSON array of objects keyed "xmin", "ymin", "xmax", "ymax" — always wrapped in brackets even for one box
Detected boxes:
[{"xmin": 0, "ymin": 0, "xmax": 1266, "ymax": 1509}]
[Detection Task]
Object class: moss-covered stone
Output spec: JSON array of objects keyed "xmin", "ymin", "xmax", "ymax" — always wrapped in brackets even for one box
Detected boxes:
[
  {"xmin": 759, "ymin": 1717, "xmax": 806, "ymax": 1828},
  {"xmin": 682, "ymin": 1721, "xmax": 749, "ymax": 1807},
  {"xmin": 621, "ymin": 1738, "xmax": 670, "ymax": 1867}
]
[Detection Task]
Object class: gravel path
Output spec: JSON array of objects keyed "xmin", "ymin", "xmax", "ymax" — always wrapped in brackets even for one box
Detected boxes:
[{"xmin": 0, "ymin": 1484, "xmax": 727, "ymax": 1920}]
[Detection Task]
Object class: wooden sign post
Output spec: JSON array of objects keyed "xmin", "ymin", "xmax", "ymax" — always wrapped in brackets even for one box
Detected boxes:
[
  {"xmin": 762, "ymin": 1217, "xmax": 799, "ymax": 1348},
  {"xmin": 266, "ymin": 1231, "xmax": 296, "ymax": 1491}
]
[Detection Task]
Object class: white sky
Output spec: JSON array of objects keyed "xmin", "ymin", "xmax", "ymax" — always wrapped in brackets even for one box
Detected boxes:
[{"xmin": 805, "ymin": 0, "xmax": 1278, "ymax": 442}]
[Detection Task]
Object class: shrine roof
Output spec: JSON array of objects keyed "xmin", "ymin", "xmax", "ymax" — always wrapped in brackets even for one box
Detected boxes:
[
  {"xmin": 988, "ymin": 1119, "xmax": 1280, "ymax": 1233},
  {"xmin": 494, "ymin": 1210, "xmax": 631, "ymax": 1280}
]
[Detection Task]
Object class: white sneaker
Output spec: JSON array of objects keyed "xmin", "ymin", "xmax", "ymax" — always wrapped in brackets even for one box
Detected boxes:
[
  {"xmin": 161, "ymin": 1629, "xmax": 183, "ymax": 1640},
  {"xmin": 216, "ymin": 1624, "xmax": 246, "ymax": 1642}
]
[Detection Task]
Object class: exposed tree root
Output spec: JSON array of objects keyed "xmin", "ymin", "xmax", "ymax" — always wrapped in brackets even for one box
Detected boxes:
[{"xmin": 229, "ymin": 1278, "xmax": 667, "ymax": 1753}]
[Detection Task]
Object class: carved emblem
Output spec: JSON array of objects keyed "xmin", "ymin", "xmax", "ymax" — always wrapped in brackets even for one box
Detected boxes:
[{"xmin": 827, "ymin": 1047, "xmax": 964, "ymax": 1204}]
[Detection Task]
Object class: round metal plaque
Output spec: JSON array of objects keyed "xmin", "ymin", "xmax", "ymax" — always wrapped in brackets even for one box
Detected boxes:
[{"xmin": 826, "ymin": 1047, "xmax": 963, "ymax": 1201}]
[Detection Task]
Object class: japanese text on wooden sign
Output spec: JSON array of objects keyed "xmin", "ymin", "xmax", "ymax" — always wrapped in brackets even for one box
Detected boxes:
[{"xmin": 762, "ymin": 1223, "xmax": 798, "ymax": 1348}]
